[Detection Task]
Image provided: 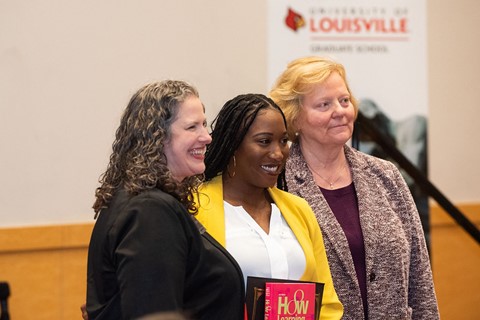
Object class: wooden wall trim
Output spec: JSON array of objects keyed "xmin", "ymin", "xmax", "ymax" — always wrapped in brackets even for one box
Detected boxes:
[
  {"xmin": 430, "ymin": 202, "xmax": 480, "ymax": 227},
  {"xmin": 0, "ymin": 223, "xmax": 94, "ymax": 253},
  {"xmin": 0, "ymin": 202, "xmax": 477, "ymax": 253}
]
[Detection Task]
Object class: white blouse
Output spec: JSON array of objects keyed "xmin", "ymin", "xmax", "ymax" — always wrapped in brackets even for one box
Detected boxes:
[{"xmin": 224, "ymin": 201, "xmax": 306, "ymax": 287}]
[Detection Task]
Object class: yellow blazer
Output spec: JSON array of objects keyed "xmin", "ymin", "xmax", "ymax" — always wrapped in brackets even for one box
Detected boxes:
[{"xmin": 195, "ymin": 175, "xmax": 343, "ymax": 320}]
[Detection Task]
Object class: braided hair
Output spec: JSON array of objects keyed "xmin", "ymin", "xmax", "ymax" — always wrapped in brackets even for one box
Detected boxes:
[{"xmin": 204, "ymin": 93, "xmax": 287, "ymax": 181}]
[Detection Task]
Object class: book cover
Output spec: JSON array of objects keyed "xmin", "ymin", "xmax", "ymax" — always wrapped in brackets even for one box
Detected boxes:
[
  {"xmin": 265, "ymin": 282, "xmax": 316, "ymax": 320},
  {"xmin": 245, "ymin": 276, "xmax": 324, "ymax": 320}
]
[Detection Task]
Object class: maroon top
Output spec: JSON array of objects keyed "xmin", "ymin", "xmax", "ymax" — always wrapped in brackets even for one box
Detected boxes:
[{"xmin": 320, "ymin": 183, "xmax": 368, "ymax": 319}]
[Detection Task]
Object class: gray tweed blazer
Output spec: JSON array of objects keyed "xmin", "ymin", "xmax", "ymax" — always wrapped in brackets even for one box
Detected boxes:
[{"xmin": 284, "ymin": 143, "xmax": 439, "ymax": 320}]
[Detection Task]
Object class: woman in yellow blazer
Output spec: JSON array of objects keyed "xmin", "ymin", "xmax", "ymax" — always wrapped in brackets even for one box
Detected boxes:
[{"xmin": 196, "ymin": 94, "xmax": 342, "ymax": 320}]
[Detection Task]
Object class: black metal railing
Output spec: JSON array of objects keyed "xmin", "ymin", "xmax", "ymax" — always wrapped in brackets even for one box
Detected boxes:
[{"xmin": 352, "ymin": 112, "xmax": 480, "ymax": 244}]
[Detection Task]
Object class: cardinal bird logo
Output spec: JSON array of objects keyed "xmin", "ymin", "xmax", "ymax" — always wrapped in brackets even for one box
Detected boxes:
[{"xmin": 285, "ymin": 7, "xmax": 305, "ymax": 32}]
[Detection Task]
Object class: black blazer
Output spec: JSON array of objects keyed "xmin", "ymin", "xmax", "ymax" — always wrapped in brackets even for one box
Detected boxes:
[{"xmin": 86, "ymin": 188, "xmax": 244, "ymax": 320}]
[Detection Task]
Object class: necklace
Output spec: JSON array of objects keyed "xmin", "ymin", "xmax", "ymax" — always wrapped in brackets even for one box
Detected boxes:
[{"xmin": 307, "ymin": 161, "xmax": 346, "ymax": 189}]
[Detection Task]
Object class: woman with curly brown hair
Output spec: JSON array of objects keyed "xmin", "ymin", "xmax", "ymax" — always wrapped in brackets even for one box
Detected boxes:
[{"xmin": 85, "ymin": 80, "xmax": 245, "ymax": 320}]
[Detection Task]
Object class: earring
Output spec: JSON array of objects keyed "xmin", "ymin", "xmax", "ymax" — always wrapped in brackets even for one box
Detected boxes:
[{"xmin": 227, "ymin": 155, "xmax": 236, "ymax": 178}]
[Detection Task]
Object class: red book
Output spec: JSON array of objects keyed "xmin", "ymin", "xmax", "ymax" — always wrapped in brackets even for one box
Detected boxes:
[
  {"xmin": 245, "ymin": 277, "xmax": 324, "ymax": 320},
  {"xmin": 264, "ymin": 282, "xmax": 316, "ymax": 320}
]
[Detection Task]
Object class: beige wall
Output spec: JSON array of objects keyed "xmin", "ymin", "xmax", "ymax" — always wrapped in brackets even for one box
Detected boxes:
[
  {"xmin": 0, "ymin": 0, "xmax": 479, "ymax": 227},
  {"xmin": 427, "ymin": 0, "xmax": 480, "ymax": 204},
  {"xmin": 0, "ymin": 1, "xmax": 479, "ymax": 319},
  {"xmin": 0, "ymin": 0, "xmax": 267, "ymax": 227}
]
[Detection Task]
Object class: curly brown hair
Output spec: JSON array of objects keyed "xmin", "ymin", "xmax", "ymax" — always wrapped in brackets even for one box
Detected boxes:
[{"xmin": 93, "ymin": 80, "xmax": 202, "ymax": 216}]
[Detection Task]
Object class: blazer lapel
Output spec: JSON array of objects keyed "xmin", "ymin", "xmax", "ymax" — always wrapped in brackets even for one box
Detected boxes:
[
  {"xmin": 345, "ymin": 147, "xmax": 385, "ymax": 272},
  {"xmin": 197, "ymin": 176, "xmax": 227, "ymax": 247},
  {"xmin": 285, "ymin": 144, "xmax": 358, "ymax": 281}
]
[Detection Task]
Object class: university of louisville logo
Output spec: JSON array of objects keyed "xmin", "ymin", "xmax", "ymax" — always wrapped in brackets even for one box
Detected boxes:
[{"xmin": 285, "ymin": 7, "xmax": 305, "ymax": 32}]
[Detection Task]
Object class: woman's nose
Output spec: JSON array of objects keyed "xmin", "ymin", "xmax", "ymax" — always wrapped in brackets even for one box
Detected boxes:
[
  {"xmin": 200, "ymin": 127, "xmax": 212, "ymax": 144},
  {"xmin": 269, "ymin": 144, "xmax": 284, "ymax": 160},
  {"xmin": 332, "ymin": 100, "xmax": 346, "ymax": 116}
]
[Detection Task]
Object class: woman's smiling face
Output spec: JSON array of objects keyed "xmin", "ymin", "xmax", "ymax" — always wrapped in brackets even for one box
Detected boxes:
[
  {"xmin": 163, "ymin": 96, "xmax": 212, "ymax": 182},
  {"xmin": 297, "ymin": 72, "xmax": 356, "ymax": 148},
  {"xmin": 233, "ymin": 108, "xmax": 289, "ymax": 189}
]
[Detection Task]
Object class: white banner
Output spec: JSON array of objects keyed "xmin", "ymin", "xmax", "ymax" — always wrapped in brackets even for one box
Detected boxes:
[
  {"xmin": 267, "ymin": 0, "xmax": 427, "ymax": 120},
  {"xmin": 268, "ymin": 0, "xmax": 431, "ymax": 242}
]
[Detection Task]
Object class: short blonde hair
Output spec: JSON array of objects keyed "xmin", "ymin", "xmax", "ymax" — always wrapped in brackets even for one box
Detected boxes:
[{"xmin": 269, "ymin": 56, "xmax": 358, "ymax": 142}]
